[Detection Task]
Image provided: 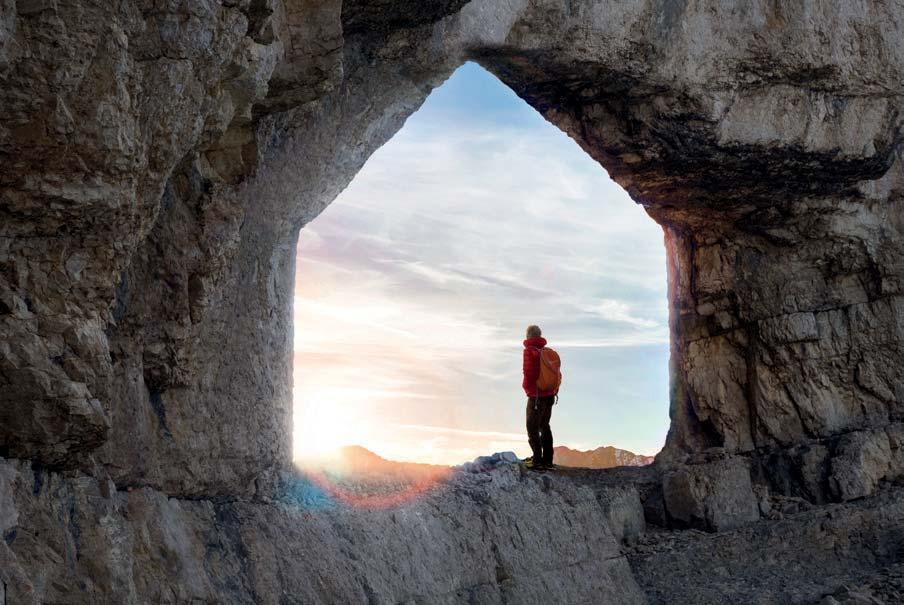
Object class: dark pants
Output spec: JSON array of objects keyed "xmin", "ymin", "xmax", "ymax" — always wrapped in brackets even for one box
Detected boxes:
[{"xmin": 526, "ymin": 395, "xmax": 555, "ymax": 465}]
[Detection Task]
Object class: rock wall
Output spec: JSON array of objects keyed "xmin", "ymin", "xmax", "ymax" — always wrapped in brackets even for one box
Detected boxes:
[
  {"xmin": 630, "ymin": 481, "xmax": 904, "ymax": 604},
  {"xmin": 4, "ymin": 458, "xmax": 904, "ymax": 604},
  {"xmin": 0, "ymin": 0, "xmax": 286, "ymax": 493},
  {"xmin": 1, "ymin": 0, "xmax": 904, "ymax": 601},
  {"xmin": 0, "ymin": 460, "xmax": 649, "ymax": 604}
]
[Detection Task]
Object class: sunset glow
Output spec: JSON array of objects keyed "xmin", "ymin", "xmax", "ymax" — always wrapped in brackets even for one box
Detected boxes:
[{"xmin": 292, "ymin": 63, "xmax": 670, "ymax": 466}]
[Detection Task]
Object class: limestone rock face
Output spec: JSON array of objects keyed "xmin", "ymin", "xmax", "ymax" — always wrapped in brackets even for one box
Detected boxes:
[
  {"xmin": 0, "ymin": 460, "xmax": 648, "ymax": 604},
  {"xmin": 1, "ymin": 0, "xmax": 904, "ymax": 602},
  {"xmin": 0, "ymin": 0, "xmax": 284, "ymax": 483},
  {"xmin": 829, "ymin": 429, "xmax": 893, "ymax": 501},
  {"xmin": 630, "ymin": 485, "xmax": 904, "ymax": 605}
]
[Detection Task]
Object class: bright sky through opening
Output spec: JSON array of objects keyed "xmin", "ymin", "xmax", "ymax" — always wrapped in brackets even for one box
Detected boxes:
[{"xmin": 292, "ymin": 63, "xmax": 669, "ymax": 466}]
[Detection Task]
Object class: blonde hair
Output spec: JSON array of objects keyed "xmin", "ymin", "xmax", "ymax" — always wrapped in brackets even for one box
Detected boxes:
[{"xmin": 526, "ymin": 325, "xmax": 542, "ymax": 338}]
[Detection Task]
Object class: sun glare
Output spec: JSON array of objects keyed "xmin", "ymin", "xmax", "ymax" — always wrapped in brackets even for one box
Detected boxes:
[{"xmin": 292, "ymin": 389, "xmax": 367, "ymax": 461}]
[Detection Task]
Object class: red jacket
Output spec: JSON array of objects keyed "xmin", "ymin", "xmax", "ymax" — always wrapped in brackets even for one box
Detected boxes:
[{"xmin": 523, "ymin": 336, "xmax": 558, "ymax": 397}]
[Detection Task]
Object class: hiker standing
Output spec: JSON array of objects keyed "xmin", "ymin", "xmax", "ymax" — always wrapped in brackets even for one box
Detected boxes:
[{"xmin": 522, "ymin": 325, "xmax": 562, "ymax": 469}]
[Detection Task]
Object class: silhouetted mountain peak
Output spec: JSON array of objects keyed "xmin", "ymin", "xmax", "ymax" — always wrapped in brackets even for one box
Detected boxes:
[{"xmin": 553, "ymin": 445, "xmax": 654, "ymax": 469}]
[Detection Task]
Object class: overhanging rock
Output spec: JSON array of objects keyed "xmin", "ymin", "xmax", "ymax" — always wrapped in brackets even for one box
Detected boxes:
[{"xmin": 1, "ymin": 1, "xmax": 903, "ymax": 602}]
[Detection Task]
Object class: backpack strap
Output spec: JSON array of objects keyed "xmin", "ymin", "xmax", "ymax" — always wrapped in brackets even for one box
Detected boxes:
[{"xmin": 529, "ymin": 346, "xmax": 543, "ymax": 397}]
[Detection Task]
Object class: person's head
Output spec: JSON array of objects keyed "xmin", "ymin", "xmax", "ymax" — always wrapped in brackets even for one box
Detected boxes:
[{"xmin": 526, "ymin": 325, "xmax": 542, "ymax": 338}]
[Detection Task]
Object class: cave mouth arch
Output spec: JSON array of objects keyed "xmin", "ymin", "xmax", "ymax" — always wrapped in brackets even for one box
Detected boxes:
[
  {"xmin": 2, "ymin": 14, "xmax": 904, "ymax": 604},
  {"xmin": 291, "ymin": 62, "xmax": 670, "ymax": 469},
  {"xmin": 0, "ymin": 0, "xmax": 890, "ymax": 508}
]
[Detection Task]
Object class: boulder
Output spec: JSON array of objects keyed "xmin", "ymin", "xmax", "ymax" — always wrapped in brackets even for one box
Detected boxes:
[
  {"xmin": 457, "ymin": 451, "xmax": 520, "ymax": 473},
  {"xmin": 830, "ymin": 430, "xmax": 892, "ymax": 501},
  {"xmin": 598, "ymin": 486, "xmax": 646, "ymax": 543},
  {"xmin": 662, "ymin": 457, "xmax": 761, "ymax": 532}
]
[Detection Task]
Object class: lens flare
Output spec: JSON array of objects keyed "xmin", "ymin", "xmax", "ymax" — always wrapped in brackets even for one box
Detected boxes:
[
  {"xmin": 299, "ymin": 467, "xmax": 451, "ymax": 509},
  {"xmin": 292, "ymin": 448, "xmax": 452, "ymax": 510}
]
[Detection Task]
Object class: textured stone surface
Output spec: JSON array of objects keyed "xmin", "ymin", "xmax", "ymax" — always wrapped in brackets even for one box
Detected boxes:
[
  {"xmin": 662, "ymin": 457, "xmax": 760, "ymax": 532},
  {"xmin": 0, "ymin": 0, "xmax": 285, "ymax": 485},
  {"xmin": 829, "ymin": 430, "xmax": 893, "ymax": 501},
  {"xmin": 1, "ymin": 0, "xmax": 903, "ymax": 601},
  {"xmin": 630, "ymin": 485, "xmax": 904, "ymax": 605},
  {"xmin": 5, "ymin": 458, "xmax": 904, "ymax": 604},
  {"xmin": 0, "ymin": 460, "xmax": 647, "ymax": 604}
]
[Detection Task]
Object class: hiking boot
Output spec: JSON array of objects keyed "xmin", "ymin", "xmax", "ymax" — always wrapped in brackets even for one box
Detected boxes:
[
  {"xmin": 523, "ymin": 456, "xmax": 534, "ymax": 465},
  {"xmin": 524, "ymin": 459, "xmax": 545, "ymax": 470}
]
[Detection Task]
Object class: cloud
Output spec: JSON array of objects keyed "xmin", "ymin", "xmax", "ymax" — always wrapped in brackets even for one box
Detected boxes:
[
  {"xmin": 555, "ymin": 336, "xmax": 670, "ymax": 348},
  {"xmin": 393, "ymin": 423, "xmax": 526, "ymax": 441},
  {"xmin": 589, "ymin": 299, "xmax": 660, "ymax": 328},
  {"xmin": 378, "ymin": 259, "xmax": 485, "ymax": 288}
]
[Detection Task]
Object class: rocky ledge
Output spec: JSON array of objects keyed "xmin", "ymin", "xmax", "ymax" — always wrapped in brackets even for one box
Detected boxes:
[{"xmin": 4, "ymin": 457, "xmax": 904, "ymax": 604}]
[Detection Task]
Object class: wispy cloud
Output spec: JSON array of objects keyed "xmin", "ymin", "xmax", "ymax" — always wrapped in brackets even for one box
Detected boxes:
[
  {"xmin": 588, "ymin": 299, "xmax": 661, "ymax": 328},
  {"xmin": 556, "ymin": 336, "xmax": 670, "ymax": 348},
  {"xmin": 393, "ymin": 423, "xmax": 526, "ymax": 441}
]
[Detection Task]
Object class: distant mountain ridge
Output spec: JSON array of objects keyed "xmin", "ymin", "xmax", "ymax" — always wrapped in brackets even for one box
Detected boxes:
[
  {"xmin": 552, "ymin": 445, "xmax": 654, "ymax": 469},
  {"xmin": 315, "ymin": 444, "xmax": 653, "ymax": 472},
  {"xmin": 305, "ymin": 445, "xmax": 448, "ymax": 475}
]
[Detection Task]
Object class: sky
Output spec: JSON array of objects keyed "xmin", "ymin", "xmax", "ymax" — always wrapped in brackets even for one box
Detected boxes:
[{"xmin": 292, "ymin": 62, "xmax": 670, "ymax": 466}]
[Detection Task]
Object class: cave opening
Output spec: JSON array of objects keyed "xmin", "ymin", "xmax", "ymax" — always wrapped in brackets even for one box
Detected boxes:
[{"xmin": 292, "ymin": 62, "xmax": 669, "ymax": 471}]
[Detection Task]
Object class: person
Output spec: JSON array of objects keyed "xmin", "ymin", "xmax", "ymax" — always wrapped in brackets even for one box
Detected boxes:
[{"xmin": 522, "ymin": 325, "xmax": 559, "ymax": 469}]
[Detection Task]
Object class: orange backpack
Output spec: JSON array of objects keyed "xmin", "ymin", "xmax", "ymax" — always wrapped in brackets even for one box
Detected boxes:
[{"xmin": 536, "ymin": 347, "xmax": 562, "ymax": 393}]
